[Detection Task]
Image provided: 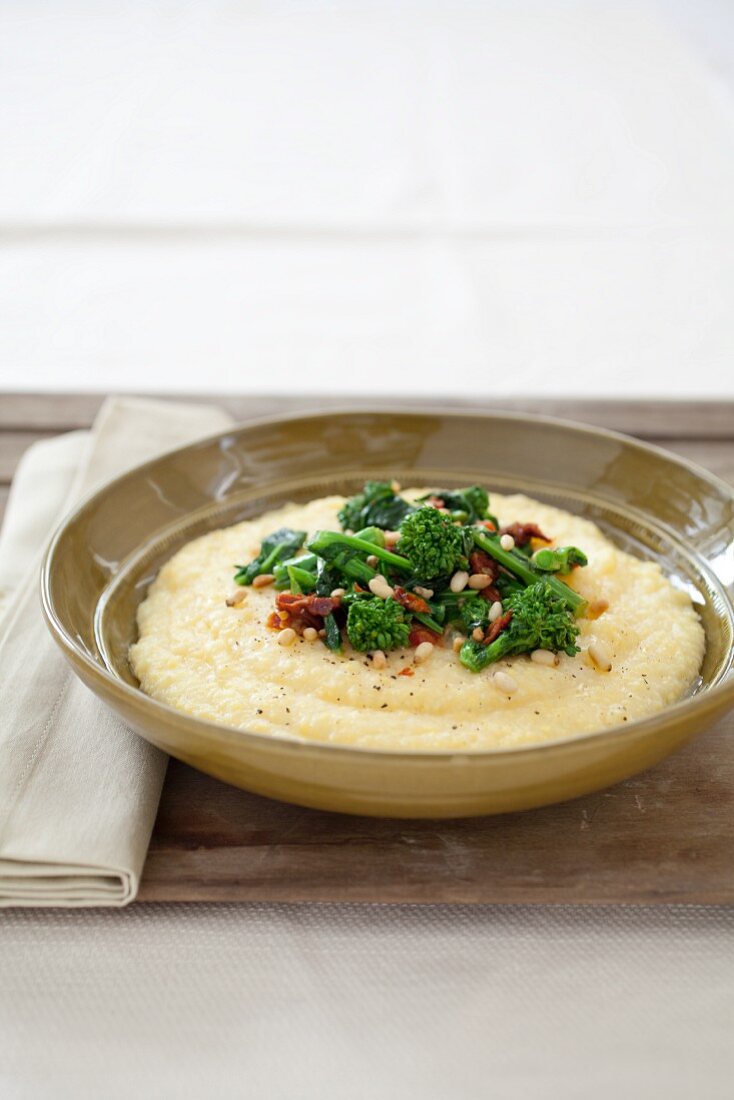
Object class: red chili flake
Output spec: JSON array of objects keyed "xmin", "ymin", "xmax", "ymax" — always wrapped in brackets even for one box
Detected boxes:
[
  {"xmin": 469, "ymin": 550, "xmax": 499, "ymax": 580},
  {"xmin": 477, "ymin": 519, "xmax": 497, "ymax": 531},
  {"xmin": 483, "ymin": 609, "xmax": 513, "ymax": 645},
  {"xmin": 478, "ymin": 585, "xmax": 501, "ymax": 604},
  {"xmin": 266, "ymin": 611, "xmax": 288, "ymax": 630},
  {"xmin": 409, "ymin": 625, "xmax": 443, "ymax": 648},
  {"xmin": 399, "ymin": 667, "xmax": 415, "ymax": 677},
  {"xmin": 500, "ymin": 522, "xmax": 550, "ymax": 547},
  {"xmin": 393, "ymin": 585, "xmax": 431, "ymax": 616}
]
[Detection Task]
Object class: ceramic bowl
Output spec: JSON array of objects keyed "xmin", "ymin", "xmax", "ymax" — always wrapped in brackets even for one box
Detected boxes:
[{"xmin": 41, "ymin": 409, "xmax": 734, "ymax": 817}]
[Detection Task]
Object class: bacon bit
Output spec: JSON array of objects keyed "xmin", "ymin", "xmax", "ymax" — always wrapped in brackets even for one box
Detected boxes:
[
  {"xmin": 500, "ymin": 522, "xmax": 550, "ymax": 547},
  {"xmin": 276, "ymin": 592, "xmax": 341, "ymax": 617},
  {"xmin": 483, "ymin": 609, "xmax": 513, "ymax": 645},
  {"xmin": 399, "ymin": 666, "xmax": 415, "ymax": 676},
  {"xmin": 393, "ymin": 585, "xmax": 431, "ymax": 616},
  {"xmin": 477, "ymin": 519, "xmax": 497, "ymax": 531},
  {"xmin": 478, "ymin": 585, "xmax": 501, "ymax": 604},
  {"xmin": 266, "ymin": 610, "xmax": 289, "ymax": 630},
  {"xmin": 409, "ymin": 625, "xmax": 443, "ymax": 648},
  {"xmin": 469, "ymin": 550, "xmax": 499, "ymax": 580}
]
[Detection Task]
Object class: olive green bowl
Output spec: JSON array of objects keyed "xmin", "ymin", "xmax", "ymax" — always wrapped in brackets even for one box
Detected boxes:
[{"xmin": 41, "ymin": 409, "xmax": 734, "ymax": 818}]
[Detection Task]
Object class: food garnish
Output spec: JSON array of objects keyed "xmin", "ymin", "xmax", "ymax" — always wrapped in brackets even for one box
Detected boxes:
[{"xmin": 233, "ymin": 483, "xmax": 593, "ymax": 675}]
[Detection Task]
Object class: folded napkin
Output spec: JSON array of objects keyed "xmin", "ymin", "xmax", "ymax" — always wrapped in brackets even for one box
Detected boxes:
[{"xmin": 0, "ymin": 397, "xmax": 232, "ymax": 906}]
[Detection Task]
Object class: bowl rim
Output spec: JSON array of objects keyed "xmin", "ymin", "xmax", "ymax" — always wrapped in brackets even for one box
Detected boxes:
[{"xmin": 40, "ymin": 405, "xmax": 734, "ymax": 764}]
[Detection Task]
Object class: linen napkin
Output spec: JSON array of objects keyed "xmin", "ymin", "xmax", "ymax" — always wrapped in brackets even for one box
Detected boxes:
[{"xmin": 0, "ymin": 397, "xmax": 232, "ymax": 906}]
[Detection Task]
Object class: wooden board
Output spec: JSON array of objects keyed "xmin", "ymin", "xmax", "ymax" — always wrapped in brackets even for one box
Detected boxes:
[{"xmin": 2, "ymin": 394, "xmax": 733, "ymax": 904}]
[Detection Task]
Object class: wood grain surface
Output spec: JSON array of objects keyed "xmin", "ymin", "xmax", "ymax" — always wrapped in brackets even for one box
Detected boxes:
[{"xmin": 1, "ymin": 394, "xmax": 732, "ymax": 904}]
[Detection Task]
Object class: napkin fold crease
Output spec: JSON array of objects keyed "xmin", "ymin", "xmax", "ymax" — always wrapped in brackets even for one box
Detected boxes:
[{"xmin": 0, "ymin": 397, "xmax": 233, "ymax": 906}]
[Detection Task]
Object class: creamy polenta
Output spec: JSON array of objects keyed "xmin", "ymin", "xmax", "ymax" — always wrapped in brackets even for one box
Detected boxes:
[{"xmin": 129, "ymin": 492, "xmax": 705, "ymax": 751}]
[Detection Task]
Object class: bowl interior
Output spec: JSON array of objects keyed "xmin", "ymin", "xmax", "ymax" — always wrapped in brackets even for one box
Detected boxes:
[{"xmin": 46, "ymin": 411, "xmax": 734, "ymax": 739}]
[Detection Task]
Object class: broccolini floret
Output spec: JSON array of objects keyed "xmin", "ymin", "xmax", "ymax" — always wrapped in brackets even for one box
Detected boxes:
[
  {"xmin": 346, "ymin": 597, "xmax": 410, "ymax": 652},
  {"xmin": 459, "ymin": 581, "xmax": 580, "ymax": 672},
  {"xmin": 396, "ymin": 506, "xmax": 465, "ymax": 580}
]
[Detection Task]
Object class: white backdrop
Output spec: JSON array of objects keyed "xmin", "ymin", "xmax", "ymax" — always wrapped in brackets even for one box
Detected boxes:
[{"xmin": 1, "ymin": 0, "xmax": 733, "ymax": 397}]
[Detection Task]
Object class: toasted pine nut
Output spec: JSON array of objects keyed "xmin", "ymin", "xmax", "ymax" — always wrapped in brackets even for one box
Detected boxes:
[
  {"xmin": 368, "ymin": 575, "xmax": 394, "ymax": 599},
  {"xmin": 371, "ymin": 649, "xmax": 387, "ymax": 670},
  {"xmin": 472, "ymin": 626, "xmax": 485, "ymax": 642},
  {"xmin": 414, "ymin": 586, "xmax": 434, "ymax": 599},
  {"xmin": 330, "ymin": 587, "xmax": 346, "ymax": 598},
  {"xmin": 488, "ymin": 601, "xmax": 503, "ymax": 623},
  {"xmin": 391, "ymin": 479, "xmax": 401, "ymax": 493},
  {"xmin": 588, "ymin": 599, "xmax": 610, "ymax": 621},
  {"xmin": 277, "ymin": 627, "xmax": 297, "ymax": 646},
  {"xmin": 226, "ymin": 587, "xmax": 248, "ymax": 607},
  {"xmin": 366, "ymin": 555, "xmax": 379, "ymax": 568},
  {"xmin": 500, "ymin": 534, "xmax": 515, "ymax": 551},
  {"xmin": 452, "ymin": 635, "xmax": 465, "ymax": 653},
  {"xmin": 384, "ymin": 530, "xmax": 400, "ymax": 547},
  {"xmin": 303, "ymin": 627, "xmax": 319, "ymax": 642},
  {"xmin": 493, "ymin": 670, "xmax": 517, "ymax": 694},
  {"xmin": 318, "ymin": 628, "xmax": 327, "ymax": 638},
  {"xmin": 531, "ymin": 648, "xmax": 559, "ymax": 667},
  {"xmin": 252, "ymin": 573, "xmax": 275, "ymax": 588},
  {"xmin": 450, "ymin": 570, "xmax": 469, "ymax": 593},
  {"xmin": 588, "ymin": 639, "xmax": 612, "ymax": 671},
  {"xmin": 468, "ymin": 573, "xmax": 492, "ymax": 590},
  {"xmin": 414, "ymin": 641, "xmax": 434, "ymax": 664}
]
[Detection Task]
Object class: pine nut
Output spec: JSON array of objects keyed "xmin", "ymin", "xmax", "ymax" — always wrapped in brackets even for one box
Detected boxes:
[
  {"xmin": 252, "ymin": 573, "xmax": 275, "ymax": 588},
  {"xmin": 414, "ymin": 586, "xmax": 434, "ymax": 599},
  {"xmin": 371, "ymin": 649, "xmax": 387, "ymax": 670},
  {"xmin": 468, "ymin": 573, "xmax": 492, "ymax": 590},
  {"xmin": 368, "ymin": 575, "xmax": 394, "ymax": 599},
  {"xmin": 226, "ymin": 587, "xmax": 248, "ymax": 607},
  {"xmin": 330, "ymin": 587, "xmax": 346, "ymax": 598},
  {"xmin": 450, "ymin": 570, "xmax": 469, "ymax": 593},
  {"xmin": 472, "ymin": 627, "xmax": 485, "ymax": 642},
  {"xmin": 366, "ymin": 555, "xmax": 379, "ymax": 568},
  {"xmin": 531, "ymin": 648, "xmax": 559, "ymax": 667},
  {"xmin": 303, "ymin": 627, "xmax": 319, "ymax": 642},
  {"xmin": 488, "ymin": 601, "xmax": 503, "ymax": 623},
  {"xmin": 493, "ymin": 670, "xmax": 517, "ymax": 694},
  {"xmin": 391, "ymin": 480, "xmax": 401, "ymax": 493},
  {"xmin": 500, "ymin": 534, "xmax": 515, "ymax": 551},
  {"xmin": 588, "ymin": 639, "xmax": 612, "ymax": 671},
  {"xmin": 384, "ymin": 530, "xmax": 400, "ymax": 547},
  {"xmin": 452, "ymin": 635, "xmax": 465, "ymax": 653},
  {"xmin": 277, "ymin": 627, "xmax": 297, "ymax": 646},
  {"xmin": 414, "ymin": 641, "xmax": 434, "ymax": 664}
]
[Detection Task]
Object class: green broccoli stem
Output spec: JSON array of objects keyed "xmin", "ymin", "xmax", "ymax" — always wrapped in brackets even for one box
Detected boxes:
[
  {"xmin": 459, "ymin": 634, "xmax": 514, "ymax": 672},
  {"xmin": 286, "ymin": 565, "xmax": 317, "ymax": 594},
  {"xmin": 307, "ymin": 530, "xmax": 412, "ymax": 574},
  {"xmin": 471, "ymin": 530, "xmax": 587, "ymax": 617},
  {"xmin": 353, "ymin": 526, "xmax": 386, "ymax": 548},
  {"xmin": 411, "ymin": 611, "xmax": 444, "ymax": 635},
  {"xmin": 274, "ymin": 553, "xmax": 319, "ymax": 589}
]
